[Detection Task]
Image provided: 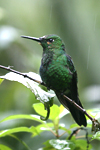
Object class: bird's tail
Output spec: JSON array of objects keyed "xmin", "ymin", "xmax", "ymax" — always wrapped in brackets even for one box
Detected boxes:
[{"xmin": 55, "ymin": 92, "xmax": 87, "ymax": 127}]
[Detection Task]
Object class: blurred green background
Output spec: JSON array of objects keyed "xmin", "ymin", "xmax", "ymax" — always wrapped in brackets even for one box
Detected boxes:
[{"xmin": 0, "ymin": 0, "xmax": 100, "ymax": 149}]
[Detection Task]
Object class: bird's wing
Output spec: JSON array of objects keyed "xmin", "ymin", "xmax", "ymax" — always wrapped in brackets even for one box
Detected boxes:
[
  {"xmin": 55, "ymin": 54, "xmax": 87, "ymax": 126},
  {"xmin": 65, "ymin": 54, "xmax": 78, "ymax": 100}
]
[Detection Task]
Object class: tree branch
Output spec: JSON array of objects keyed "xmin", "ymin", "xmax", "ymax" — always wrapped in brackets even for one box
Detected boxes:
[
  {"xmin": 0, "ymin": 65, "xmax": 42, "ymax": 84},
  {"xmin": 63, "ymin": 95, "xmax": 94, "ymax": 121},
  {"xmin": 68, "ymin": 127, "xmax": 89, "ymax": 150},
  {"xmin": 0, "ymin": 64, "xmax": 100, "ymax": 131}
]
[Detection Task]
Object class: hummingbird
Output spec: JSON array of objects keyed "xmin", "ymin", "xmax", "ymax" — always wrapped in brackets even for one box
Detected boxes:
[{"xmin": 21, "ymin": 34, "xmax": 87, "ymax": 127}]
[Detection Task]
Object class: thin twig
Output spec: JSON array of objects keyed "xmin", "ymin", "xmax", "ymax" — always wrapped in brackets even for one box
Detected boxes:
[
  {"xmin": 0, "ymin": 65, "xmax": 42, "ymax": 84},
  {"xmin": 63, "ymin": 95, "xmax": 94, "ymax": 122},
  {"xmin": 0, "ymin": 64, "xmax": 99, "ymax": 129},
  {"xmin": 68, "ymin": 127, "xmax": 89, "ymax": 150},
  {"xmin": 59, "ymin": 131, "xmax": 68, "ymax": 137},
  {"xmin": 47, "ymin": 126, "xmax": 57, "ymax": 137}
]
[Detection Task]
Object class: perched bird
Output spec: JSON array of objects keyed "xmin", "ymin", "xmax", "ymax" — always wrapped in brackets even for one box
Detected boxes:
[{"xmin": 21, "ymin": 34, "xmax": 87, "ymax": 126}]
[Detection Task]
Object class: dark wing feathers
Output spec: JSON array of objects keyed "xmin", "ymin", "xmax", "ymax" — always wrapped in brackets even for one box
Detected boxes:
[{"xmin": 55, "ymin": 54, "xmax": 87, "ymax": 126}]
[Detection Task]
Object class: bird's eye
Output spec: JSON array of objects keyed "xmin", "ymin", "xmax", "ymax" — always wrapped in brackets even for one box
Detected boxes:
[{"xmin": 48, "ymin": 38, "xmax": 54, "ymax": 43}]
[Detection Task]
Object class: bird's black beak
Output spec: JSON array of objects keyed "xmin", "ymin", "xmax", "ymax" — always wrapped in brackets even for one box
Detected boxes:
[{"xmin": 21, "ymin": 35, "xmax": 41, "ymax": 42}]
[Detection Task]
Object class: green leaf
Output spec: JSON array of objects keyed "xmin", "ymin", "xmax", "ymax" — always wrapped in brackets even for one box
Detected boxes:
[
  {"xmin": 9, "ymin": 134, "xmax": 31, "ymax": 150},
  {"xmin": 33, "ymin": 103, "xmax": 48, "ymax": 120},
  {"xmin": 43, "ymin": 139, "xmax": 75, "ymax": 150},
  {"xmin": 0, "ymin": 126, "xmax": 37, "ymax": 138},
  {"xmin": 0, "ymin": 72, "xmax": 55, "ymax": 104},
  {"xmin": 70, "ymin": 124, "xmax": 79, "ymax": 128},
  {"xmin": 0, "ymin": 114, "xmax": 44, "ymax": 124},
  {"xmin": 86, "ymin": 109, "xmax": 100, "ymax": 120},
  {"xmin": 59, "ymin": 105, "xmax": 69, "ymax": 119},
  {"xmin": 41, "ymin": 140, "xmax": 55, "ymax": 150},
  {"xmin": 59, "ymin": 105, "xmax": 65, "ymax": 114},
  {"xmin": 49, "ymin": 105, "xmax": 60, "ymax": 120},
  {"xmin": 0, "ymin": 144, "xmax": 12, "ymax": 150},
  {"xmin": 33, "ymin": 103, "xmax": 60, "ymax": 120},
  {"xmin": 0, "ymin": 78, "xmax": 4, "ymax": 84},
  {"xmin": 74, "ymin": 139, "xmax": 92, "ymax": 150},
  {"xmin": 32, "ymin": 123, "xmax": 54, "ymax": 137},
  {"xmin": 91, "ymin": 131, "xmax": 100, "ymax": 141},
  {"xmin": 59, "ymin": 124, "xmax": 71, "ymax": 134},
  {"xmin": 42, "ymin": 139, "xmax": 92, "ymax": 150}
]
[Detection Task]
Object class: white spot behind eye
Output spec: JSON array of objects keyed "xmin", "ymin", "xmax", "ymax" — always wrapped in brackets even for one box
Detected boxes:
[{"xmin": 49, "ymin": 38, "xmax": 54, "ymax": 42}]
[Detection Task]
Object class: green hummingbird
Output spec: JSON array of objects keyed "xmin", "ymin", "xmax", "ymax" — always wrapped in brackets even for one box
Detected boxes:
[{"xmin": 21, "ymin": 34, "xmax": 87, "ymax": 127}]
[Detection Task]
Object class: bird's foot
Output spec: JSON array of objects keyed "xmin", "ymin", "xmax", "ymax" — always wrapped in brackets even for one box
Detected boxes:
[
  {"xmin": 41, "ymin": 82, "xmax": 50, "ymax": 90},
  {"xmin": 61, "ymin": 92, "xmax": 64, "ymax": 96}
]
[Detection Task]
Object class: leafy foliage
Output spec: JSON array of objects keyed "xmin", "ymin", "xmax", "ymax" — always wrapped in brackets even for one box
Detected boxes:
[
  {"xmin": 0, "ymin": 70, "xmax": 100, "ymax": 150},
  {"xmin": 0, "ymin": 144, "xmax": 12, "ymax": 150},
  {"xmin": 0, "ymin": 102, "xmax": 95, "ymax": 150},
  {"xmin": 0, "ymin": 72, "xmax": 55, "ymax": 104}
]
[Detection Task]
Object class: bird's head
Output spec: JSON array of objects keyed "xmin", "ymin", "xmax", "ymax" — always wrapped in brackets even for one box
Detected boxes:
[{"xmin": 21, "ymin": 34, "xmax": 65, "ymax": 51}]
